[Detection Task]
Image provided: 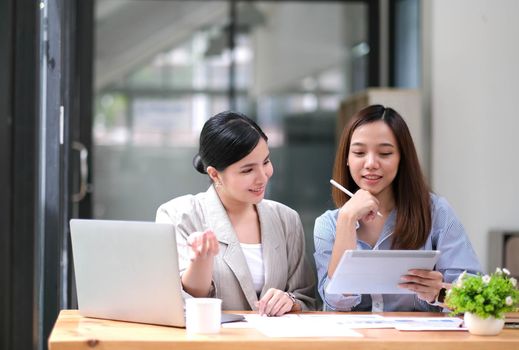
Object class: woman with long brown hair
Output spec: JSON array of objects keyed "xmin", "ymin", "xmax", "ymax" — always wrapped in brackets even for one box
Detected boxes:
[{"xmin": 314, "ymin": 104, "xmax": 481, "ymax": 311}]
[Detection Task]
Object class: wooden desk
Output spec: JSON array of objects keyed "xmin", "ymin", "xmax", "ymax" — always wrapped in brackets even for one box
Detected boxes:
[{"xmin": 48, "ymin": 310, "xmax": 519, "ymax": 350}]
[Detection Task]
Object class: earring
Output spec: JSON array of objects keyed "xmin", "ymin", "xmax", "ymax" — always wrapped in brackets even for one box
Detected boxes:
[{"xmin": 214, "ymin": 181, "xmax": 222, "ymax": 189}]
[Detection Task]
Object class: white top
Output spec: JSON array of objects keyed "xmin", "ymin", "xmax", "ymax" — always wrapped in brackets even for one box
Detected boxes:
[{"xmin": 240, "ymin": 243, "xmax": 265, "ymax": 295}]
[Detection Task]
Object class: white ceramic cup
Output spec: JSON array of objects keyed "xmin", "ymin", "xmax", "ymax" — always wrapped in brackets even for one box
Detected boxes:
[{"xmin": 185, "ymin": 298, "xmax": 222, "ymax": 334}]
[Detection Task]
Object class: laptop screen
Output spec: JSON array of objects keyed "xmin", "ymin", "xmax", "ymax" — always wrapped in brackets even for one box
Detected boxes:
[{"xmin": 70, "ymin": 219, "xmax": 186, "ymax": 327}]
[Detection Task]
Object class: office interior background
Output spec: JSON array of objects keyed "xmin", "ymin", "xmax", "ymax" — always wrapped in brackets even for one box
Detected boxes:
[{"xmin": 1, "ymin": 0, "xmax": 519, "ymax": 349}]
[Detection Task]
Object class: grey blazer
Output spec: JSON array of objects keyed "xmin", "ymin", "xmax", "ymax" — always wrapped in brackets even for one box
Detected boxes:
[{"xmin": 156, "ymin": 185, "xmax": 316, "ymax": 311}]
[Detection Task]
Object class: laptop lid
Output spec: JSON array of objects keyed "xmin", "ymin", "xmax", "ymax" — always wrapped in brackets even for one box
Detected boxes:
[{"xmin": 70, "ymin": 219, "xmax": 186, "ymax": 327}]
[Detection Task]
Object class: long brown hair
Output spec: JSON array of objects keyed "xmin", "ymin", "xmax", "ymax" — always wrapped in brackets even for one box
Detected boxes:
[{"xmin": 332, "ymin": 104, "xmax": 431, "ymax": 249}]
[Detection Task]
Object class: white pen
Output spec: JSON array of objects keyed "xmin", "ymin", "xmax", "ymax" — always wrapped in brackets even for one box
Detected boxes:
[{"xmin": 329, "ymin": 179, "xmax": 383, "ymax": 217}]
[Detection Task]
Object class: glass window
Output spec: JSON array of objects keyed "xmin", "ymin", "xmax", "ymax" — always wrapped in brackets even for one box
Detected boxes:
[{"xmin": 93, "ymin": 1, "xmax": 371, "ymax": 251}]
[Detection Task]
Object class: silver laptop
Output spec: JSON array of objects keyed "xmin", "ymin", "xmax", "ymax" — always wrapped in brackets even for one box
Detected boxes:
[
  {"xmin": 70, "ymin": 219, "xmax": 186, "ymax": 327},
  {"xmin": 70, "ymin": 219, "xmax": 244, "ymax": 327}
]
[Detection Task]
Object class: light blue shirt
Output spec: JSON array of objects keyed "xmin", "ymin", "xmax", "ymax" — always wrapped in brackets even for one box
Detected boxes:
[{"xmin": 313, "ymin": 193, "xmax": 482, "ymax": 312}]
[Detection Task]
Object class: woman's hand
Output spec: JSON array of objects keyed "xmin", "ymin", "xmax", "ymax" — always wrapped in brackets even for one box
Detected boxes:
[
  {"xmin": 256, "ymin": 288, "xmax": 296, "ymax": 316},
  {"xmin": 329, "ymin": 189, "xmax": 379, "ymax": 278},
  {"xmin": 181, "ymin": 229, "xmax": 219, "ymax": 297},
  {"xmin": 187, "ymin": 229, "xmax": 219, "ymax": 262},
  {"xmin": 340, "ymin": 189, "xmax": 380, "ymax": 222},
  {"xmin": 399, "ymin": 269, "xmax": 444, "ymax": 303}
]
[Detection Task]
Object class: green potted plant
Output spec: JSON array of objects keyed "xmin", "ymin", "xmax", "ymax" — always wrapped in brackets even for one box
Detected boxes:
[{"xmin": 445, "ymin": 268, "xmax": 519, "ymax": 335}]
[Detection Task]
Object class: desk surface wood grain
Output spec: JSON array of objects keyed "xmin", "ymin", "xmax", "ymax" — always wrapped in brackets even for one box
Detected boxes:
[{"xmin": 48, "ymin": 310, "xmax": 519, "ymax": 350}]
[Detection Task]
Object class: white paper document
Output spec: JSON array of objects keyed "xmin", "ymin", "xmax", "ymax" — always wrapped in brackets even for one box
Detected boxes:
[
  {"xmin": 386, "ymin": 316, "xmax": 465, "ymax": 331},
  {"xmin": 298, "ymin": 315, "xmax": 465, "ymax": 331},
  {"xmin": 244, "ymin": 314, "xmax": 363, "ymax": 337},
  {"xmin": 229, "ymin": 314, "xmax": 465, "ymax": 336},
  {"xmin": 296, "ymin": 314, "xmax": 392, "ymax": 329}
]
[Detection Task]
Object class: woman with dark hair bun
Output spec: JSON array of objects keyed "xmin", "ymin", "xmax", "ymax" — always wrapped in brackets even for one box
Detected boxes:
[
  {"xmin": 314, "ymin": 105, "xmax": 481, "ymax": 312},
  {"xmin": 156, "ymin": 111, "xmax": 315, "ymax": 316}
]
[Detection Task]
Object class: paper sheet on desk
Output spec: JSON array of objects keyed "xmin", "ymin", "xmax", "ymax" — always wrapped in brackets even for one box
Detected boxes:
[
  {"xmin": 385, "ymin": 317, "xmax": 466, "ymax": 331},
  {"xmin": 297, "ymin": 314, "xmax": 392, "ymax": 329},
  {"xmin": 244, "ymin": 314, "xmax": 362, "ymax": 337},
  {"xmin": 296, "ymin": 315, "xmax": 466, "ymax": 331}
]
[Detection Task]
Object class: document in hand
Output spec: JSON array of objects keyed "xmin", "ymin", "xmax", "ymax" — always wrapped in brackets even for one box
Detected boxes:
[{"xmin": 325, "ymin": 250, "xmax": 440, "ymax": 295}]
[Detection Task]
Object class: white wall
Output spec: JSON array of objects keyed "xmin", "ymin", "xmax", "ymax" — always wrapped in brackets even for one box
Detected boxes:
[{"xmin": 426, "ymin": 0, "xmax": 519, "ymax": 271}]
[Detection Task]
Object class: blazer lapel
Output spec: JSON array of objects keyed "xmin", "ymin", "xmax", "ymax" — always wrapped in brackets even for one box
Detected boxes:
[
  {"xmin": 257, "ymin": 201, "xmax": 282, "ymax": 297},
  {"xmin": 202, "ymin": 186, "xmax": 259, "ymax": 309}
]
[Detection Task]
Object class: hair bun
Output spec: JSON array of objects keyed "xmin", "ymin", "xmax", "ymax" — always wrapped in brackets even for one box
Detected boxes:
[{"xmin": 192, "ymin": 154, "xmax": 207, "ymax": 174}]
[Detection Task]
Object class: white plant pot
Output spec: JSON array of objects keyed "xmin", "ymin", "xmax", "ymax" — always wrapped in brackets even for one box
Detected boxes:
[{"xmin": 464, "ymin": 312, "xmax": 505, "ymax": 335}]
